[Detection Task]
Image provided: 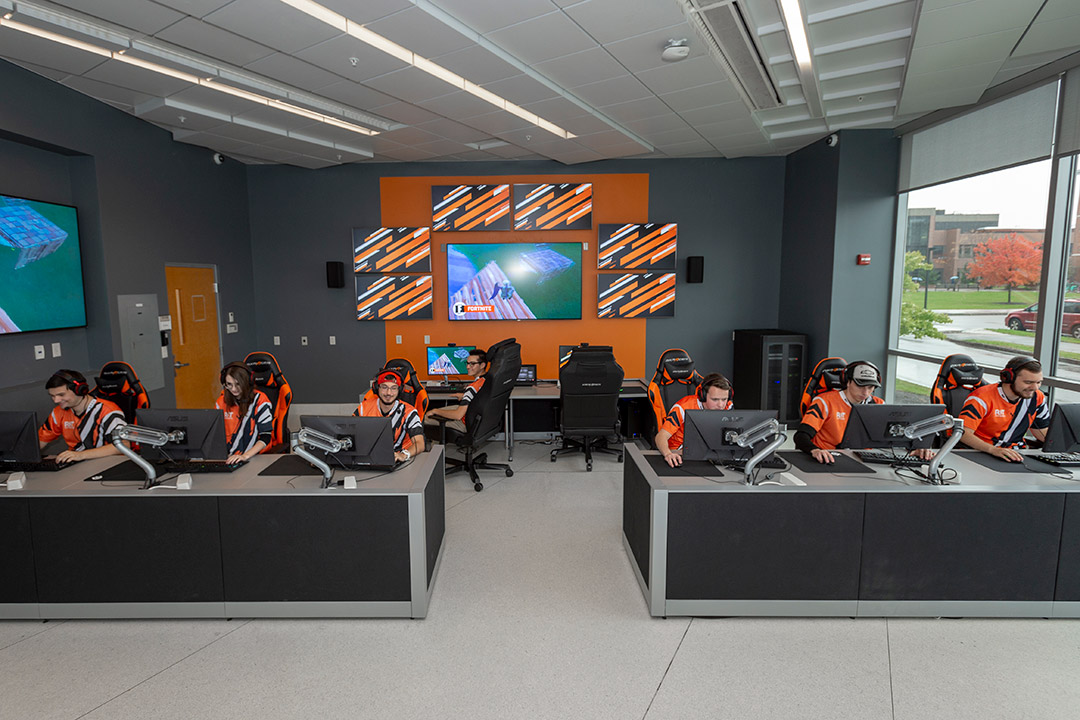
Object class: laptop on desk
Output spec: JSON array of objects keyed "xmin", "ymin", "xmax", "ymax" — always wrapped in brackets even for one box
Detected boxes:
[{"xmin": 516, "ymin": 364, "xmax": 537, "ymax": 386}]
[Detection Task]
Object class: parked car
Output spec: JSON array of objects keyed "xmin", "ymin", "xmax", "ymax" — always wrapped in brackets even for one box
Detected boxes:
[{"xmin": 1005, "ymin": 300, "xmax": 1080, "ymax": 337}]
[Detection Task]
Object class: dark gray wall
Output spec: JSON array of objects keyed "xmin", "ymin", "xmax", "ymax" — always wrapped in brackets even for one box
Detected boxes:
[
  {"xmin": 0, "ymin": 59, "xmax": 256, "ymax": 416},
  {"xmin": 778, "ymin": 130, "xmax": 899, "ymax": 372},
  {"xmin": 247, "ymin": 157, "xmax": 786, "ymax": 402}
]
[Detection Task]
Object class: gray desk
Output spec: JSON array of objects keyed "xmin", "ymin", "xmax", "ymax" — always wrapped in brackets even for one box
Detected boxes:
[
  {"xmin": 623, "ymin": 445, "xmax": 1080, "ymax": 618},
  {"xmin": 0, "ymin": 449, "xmax": 445, "ymax": 619}
]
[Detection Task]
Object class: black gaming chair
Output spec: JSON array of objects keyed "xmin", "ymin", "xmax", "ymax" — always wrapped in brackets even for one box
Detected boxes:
[
  {"xmin": 91, "ymin": 361, "xmax": 150, "ymax": 423},
  {"xmin": 799, "ymin": 357, "xmax": 848, "ymax": 416},
  {"xmin": 551, "ymin": 345, "xmax": 624, "ymax": 470},
  {"xmin": 930, "ymin": 353, "xmax": 986, "ymax": 416},
  {"xmin": 361, "ymin": 357, "xmax": 430, "ymax": 420},
  {"xmin": 439, "ymin": 337, "xmax": 521, "ymax": 492},
  {"xmin": 244, "ymin": 351, "xmax": 293, "ymax": 452}
]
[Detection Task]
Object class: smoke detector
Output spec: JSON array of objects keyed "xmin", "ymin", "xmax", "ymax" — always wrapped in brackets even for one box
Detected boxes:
[{"xmin": 661, "ymin": 39, "xmax": 691, "ymax": 62}]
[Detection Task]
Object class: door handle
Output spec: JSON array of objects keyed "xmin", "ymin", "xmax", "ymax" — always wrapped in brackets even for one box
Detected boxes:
[{"xmin": 174, "ymin": 361, "xmax": 190, "ymax": 368}]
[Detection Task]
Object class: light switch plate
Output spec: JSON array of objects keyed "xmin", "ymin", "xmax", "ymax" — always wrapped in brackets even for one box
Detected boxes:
[
  {"xmin": 329, "ymin": 336, "xmax": 336, "ymax": 345},
  {"xmin": 34, "ymin": 345, "xmax": 45, "ymax": 360},
  {"xmin": 51, "ymin": 342, "xmax": 61, "ymax": 357},
  {"xmin": 301, "ymin": 336, "xmax": 309, "ymax": 346},
  {"xmin": 273, "ymin": 336, "xmax": 280, "ymax": 346}
]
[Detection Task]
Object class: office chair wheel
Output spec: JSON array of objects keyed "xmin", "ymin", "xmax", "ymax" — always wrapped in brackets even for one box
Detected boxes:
[
  {"xmin": 586, "ymin": 461, "xmax": 592, "ymax": 471},
  {"xmin": 505, "ymin": 468, "xmax": 513, "ymax": 477},
  {"xmin": 473, "ymin": 482, "xmax": 483, "ymax": 492},
  {"xmin": 550, "ymin": 452, "xmax": 557, "ymax": 462},
  {"xmin": 617, "ymin": 453, "xmax": 623, "ymax": 463}
]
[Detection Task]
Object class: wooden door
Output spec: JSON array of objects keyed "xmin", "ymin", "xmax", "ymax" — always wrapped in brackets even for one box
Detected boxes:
[{"xmin": 165, "ymin": 265, "xmax": 222, "ymax": 408}]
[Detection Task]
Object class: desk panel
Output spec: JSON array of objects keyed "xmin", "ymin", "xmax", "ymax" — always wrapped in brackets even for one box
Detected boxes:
[
  {"xmin": 31, "ymin": 496, "xmax": 224, "ymax": 603},
  {"xmin": 0, "ymin": 498, "xmax": 36, "ymax": 603},
  {"xmin": 1055, "ymin": 493, "xmax": 1080, "ymax": 601}
]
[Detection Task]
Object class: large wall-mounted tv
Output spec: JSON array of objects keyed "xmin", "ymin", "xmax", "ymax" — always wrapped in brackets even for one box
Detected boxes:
[
  {"xmin": 447, "ymin": 242, "xmax": 581, "ymax": 321},
  {"xmin": 0, "ymin": 194, "xmax": 85, "ymax": 335},
  {"xmin": 513, "ymin": 183, "xmax": 592, "ymax": 230},
  {"xmin": 432, "ymin": 184, "xmax": 511, "ymax": 232},
  {"xmin": 598, "ymin": 223, "xmax": 677, "ymax": 270},
  {"xmin": 356, "ymin": 275, "xmax": 433, "ymax": 320},
  {"xmin": 353, "ymin": 227, "xmax": 431, "ymax": 273},
  {"xmin": 597, "ymin": 272, "xmax": 675, "ymax": 318}
]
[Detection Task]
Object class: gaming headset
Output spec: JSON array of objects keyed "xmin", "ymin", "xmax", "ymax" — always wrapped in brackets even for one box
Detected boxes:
[
  {"xmin": 220, "ymin": 361, "xmax": 254, "ymax": 386},
  {"xmin": 844, "ymin": 360, "xmax": 881, "ymax": 386},
  {"xmin": 52, "ymin": 369, "xmax": 89, "ymax": 397},
  {"xmin": 1000, "ymin": 355, "xmax": 1038, "ymax": 385},
  {"xmin": 698, "ymin": 373, "xmax": 733, "ymax": 406},
  {"xmin": 375, "ymin": 368, "xmax": 404, "ymax": 399}
]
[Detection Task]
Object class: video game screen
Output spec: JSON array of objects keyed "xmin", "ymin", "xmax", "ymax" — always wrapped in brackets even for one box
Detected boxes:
[
  {"xmin": 0, "ymin": 194, "xmax": 85, "ymax": 334},
  {"xmin": 426, "ymin": 345, "xmax": 476, "ymax": 376},
  {"xmin": 447, "ymin": 242, "xmax": 581, "ymax": 321}
]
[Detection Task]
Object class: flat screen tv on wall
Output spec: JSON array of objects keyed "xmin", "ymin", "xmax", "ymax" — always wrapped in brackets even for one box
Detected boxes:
[
  {"xmin": 447, "ymin": 242, "xmax": 582, "ymax": 321},
  {"xmin": 0, "ymin": 194, "xmax": 85, "ymax": 335}
]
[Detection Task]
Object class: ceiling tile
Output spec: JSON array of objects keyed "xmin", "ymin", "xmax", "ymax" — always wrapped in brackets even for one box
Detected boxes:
[
  {"xmin": 599, "ymin": 96, "xmax": 670, "ymax": 122},
  {"xmin": 467, "ymin": 111, "xmax": 535, "ymax": 135},
  {"xmin": 379, "ymin": 145, "xmax": 442, "ymax": 161},
  {"xmin": 318, "ymin": 81, "xmax": 398, "ymax": 110},
  {"xmin": 659, "ymin": 81, "xmax": 741, "ymax": 112},
  {"xmin": 623, "ymin": 113, "xmax": 691, "ymax": 136},
  {"xmin": 534, "ymin": 47, "xmax": 626, "ymax": 89},
  {"xmin": 154, "ymin": 18, "xmax": 275, "ymax": 67},
  {"xmin": 520, "ymin": 96, "xmax": 590, "ymax": 124},
  {"xmin": 135, "ymin": 97, "xmax": 227, "ymax": 131},
  {"xmin": 645, "ymin": 126, "xmax": 704, "ymax": 146},
  {"xmin": 564, "ymin": 0, "xmax": 686, "ymax": 44},
  {"xmin": 636, "ymin": 55, "xmax": 730, "ymax": 96},
  {"xmin": 289, "ymin": 120, "xmax": 382, "ymax": 147},
  {"xmin": 915, "ymin": 0, "xmax": 1043, "ymax": 47},
  {"xmin": 411, "ymin": 138, "xmax": 473, "ymax": 157},
  {"xmin": 203, "ymin": 0, "xmax": 342, "ymax": 55},
  {"xmin": 429, "ymin": 0, "xmax": 556, "ymax": 34},
  {"xmin": 366, "ymin": 7, "xmax": 474, "ymax": 59},
  {"xmin": 374, "ymin": 101, "xmax": 442, "ymax": 125},
  {"xmin": 1014, "ymin": 13, "xmax": 1080, "ymax": 56},
  {"xmin": 243, "ymin": 53, "xmax": 342, "ymax": 91},
  {"xmin": 61, "ymin": 75, "xmax": 155, "ymax": 108},
  {"xmin": 560, "ymin": 114, "xmax": 617, "ymax": 136},
  {"xmin": 84, "ymin": 58, "xmax": 194, "ymax": 96},
  {"xmin": 295, "ymin": 34, "xmax": 409, "ymax": 83},
  {"xmin": 320, "ymin": 0, "xmax": 415, "ymax": 24},
  {"xmin": 378, "ymin": 126, "xmax": 445, "ymax": 145},
  {"xmin": 485, "ymin": 12, "xmax": 595, "ymax": 65},
  {"xmin": 364, "ymin": 66, "xmax": 459, "ymax": 104},
  {"xmin": 0, "ymin": 27, "xmax": 109, "ymax": 75},
  {"xmin": 656, "ymin": 139, "xmax": 717, "ymax": 156},
  {"xmin": 485, "ymin": 143, "xmax": 537, "ymax": 158},
  {"xmin": 51, "ymin": 0, "xmax": 185, "ymax": 35},
  {"xmin": 416, "ymin": 90, "xmax": 497, "ymax": 119},
  {"xmin": 480, "ymin": 74, "xmax": 558, "ymax": 106},
  {"xmin": 152, "ymin": 1, "xmax": 233, "ymax": 19},
  {"xmin": 572, "ymin": 74, "xmax": 653, "ymax": 107},
  {"xmin": 416, "ymin": 118, "xmax": 490, "ymax": 144},
  {"xmin": 808, "ymin": 2, "xmax": 917, "ymax": 48},
  {"xmin": 207, "ymin": 121, "xmax": 289, "ymax": 144},
  {"xmin": 232, "ymin": 104, "xmax": 317, "ymax": 132},
  {"xmin": 602, "ymin": 23, "xmax": 703, "ymax": 74},
  {"xmin": 908, "ymin": 29, "xmax": 1020, "ymax": 75},
  {"xmin": 431, "ymin": 44, "xmax": 521, "ymax": 85},
  {"xmin": 166, "ymin": 85, "xmax": 262, "ymax": 116},
  {"xmin": 814, "ymin": 39, "xmax": 911, "ymax": 77},
  {"xmin": 678, "ymin": 101, "xmax": 751, "ymax": 126}
]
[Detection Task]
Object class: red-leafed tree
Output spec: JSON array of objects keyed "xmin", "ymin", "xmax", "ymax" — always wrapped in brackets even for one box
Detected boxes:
[{"xmin": 966, "ymin": 233, "xmax": 1042, "ymax": 303}]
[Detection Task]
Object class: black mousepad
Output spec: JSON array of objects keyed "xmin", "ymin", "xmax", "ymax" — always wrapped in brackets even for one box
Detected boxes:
[
  {"xmin": 954, "ymin": 450, "xmax": 1068, "ymax": 474},
  {"xmin": 778, "ymin": 450, "xmax": 875, "ymax": 474},
  {"xmin": 645, "ymin": 455, "xmax": 723, "ymax": 477},
  {"xmin": 84, "ymin": 460, "xmax": 146, "ymax": 482},
  {"xmin": 258, "ymin": 454, "xmax": 324, "ymax": 476}
]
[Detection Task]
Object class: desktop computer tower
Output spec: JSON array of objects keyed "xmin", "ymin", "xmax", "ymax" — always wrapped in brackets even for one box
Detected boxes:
[{"xmin": 732, "ymin": 329, "xmax": 807, "ymax": 425}]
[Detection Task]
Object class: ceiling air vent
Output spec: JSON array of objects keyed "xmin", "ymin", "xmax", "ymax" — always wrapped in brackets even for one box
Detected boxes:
[{"xmin": 680, "ymin": 0, "xmax": 783, "ymax": 111}]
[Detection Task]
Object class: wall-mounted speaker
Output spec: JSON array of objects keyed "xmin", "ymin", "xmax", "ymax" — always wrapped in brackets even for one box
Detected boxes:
[
  {"xmin": 326, "ymin": 261, "xmax": 345, "ymax": 288},
  {"xmin": 687, "ymin": 256, "xmax": 704, "ymax": 283}
]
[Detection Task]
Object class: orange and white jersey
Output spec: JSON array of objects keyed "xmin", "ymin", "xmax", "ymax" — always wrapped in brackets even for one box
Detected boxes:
[
  {"xmin": 660, "ymin": 394, "xmax": 734, "ymax": 450},
  {"xmin": 800, "ymin": 389, "xmax": 884, "ymax": 450},
  {"xmin": 38, "ymin": 397, "xmax": 126, "ymax": 451},
  {"xmin": 958, "ymin": 383, "xmax": 1049, "ymax": 448},
  {"xmin": 354, "ymin": 397, "xmax": 423, "ymax": 452}
]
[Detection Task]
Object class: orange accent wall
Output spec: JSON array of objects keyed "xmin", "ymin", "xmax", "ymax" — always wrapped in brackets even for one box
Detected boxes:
[{"xmin": 381, "ymin": 174, "xmax": 649, "ymax": 380}]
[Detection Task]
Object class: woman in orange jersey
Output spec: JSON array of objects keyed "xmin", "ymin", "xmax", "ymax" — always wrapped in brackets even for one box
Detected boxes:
[{"xmin": 215, "ymin": 362, "xmax": 273, "ymax": 464}]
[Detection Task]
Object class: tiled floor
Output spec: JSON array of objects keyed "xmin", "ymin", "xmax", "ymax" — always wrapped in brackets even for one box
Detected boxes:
[{"xmin": 2, "ymin": 442, "xmax": 1078, "ymax": 720}]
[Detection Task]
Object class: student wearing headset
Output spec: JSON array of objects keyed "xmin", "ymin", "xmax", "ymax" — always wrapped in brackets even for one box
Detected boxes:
[
  {"xmin": 424, "ymin": 349, "xmax": 488, "ymax": 437},
  {"xmin": 38, "ymin": 369, "xmax": 126, "ymax": 463},
  {"xmin": 655, "ymin": 372, "xmax": 733, "ymax": 467},
  {"xmin": 796, "ymin": 360, "xmax": 934, "ymax": 464},
  {"xmin": 216, "ymin": 361, "xmax": 274, "ymax": 465},
  {"xmin": 958, "ymin": 355, "xmax": 1050, "ymax": 462},
  {"xmin": 355, "ymin": 368, "xmax": 425, "ymax": 463}
]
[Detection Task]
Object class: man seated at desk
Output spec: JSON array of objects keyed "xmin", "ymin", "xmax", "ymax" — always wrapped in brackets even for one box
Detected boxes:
[
  {"xmin": 796, "ymin": 360, "xmax": 934, "ymax": 465},
  {"xmin": 356, "ymin": 369, "xmax": 425, "ymax": 463},
  {"xmin": 424, "ymin": 349, "xmax": 487, "ymax": 438},
  {"xmin": 655, "ymin": 373, "xmax": 733, "ymax": 467},
  {"xmin": 958, "ymin": 355, "xmax": 1049, "ymax": 462},
  {"xmin": 38, "ymin": 369, "xmax": 126, "ymax": 463}
]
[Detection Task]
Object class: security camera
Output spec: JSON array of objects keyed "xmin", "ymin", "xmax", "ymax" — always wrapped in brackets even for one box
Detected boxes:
[
  {"xmin": 825, "ymin": 134, "xmax": 839, "ymax": 148},
  {"xmin": 212, "ymin": 152, "xmax": 225, "ymax": 165}
]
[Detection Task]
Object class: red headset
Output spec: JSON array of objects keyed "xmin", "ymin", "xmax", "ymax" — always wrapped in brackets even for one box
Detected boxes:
[
  {"xmin": 220, "ymin": 361, "xmax": 254, "ymax": 386},
  {"xmin": 52, "ymin": 369, "xmax": 89, "ymax": 397},
  {"xmin": 1000, "ymin": 355, "xmax": 1037, "ymax": 384}
]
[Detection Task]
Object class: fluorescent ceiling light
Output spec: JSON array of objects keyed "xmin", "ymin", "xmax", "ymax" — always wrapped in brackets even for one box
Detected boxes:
[
  {"xmin": 0, "ymin": 17, "xmax": 111, "ymax": 57},
  {"xmin": 278, "ymin": 0, "xmax": 575, "ymax": 139},
  {"xmin": 117, "ymin": 53, "xmax": 203, "ymax": 83},
  {"xmin": 777, "ymin": 0, "xmax": 812, "ymax": 69}
]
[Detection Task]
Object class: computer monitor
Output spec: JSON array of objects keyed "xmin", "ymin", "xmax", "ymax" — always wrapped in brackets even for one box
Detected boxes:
[
  {"xmin": 299, "ymin": 415, "xmax": 395, "ymax": 470},
  {"xmin": 1042, "ymin": 404, "xmax": 1080, "ymax": 453},
  {"xmin": 426, "ymin": 345, "xmax": 476, "ymax": 376},
  {"xmin": 135, "ymin": 409, "xmax": 228, "ymax": 461},
  {"xmin": 0, "ymin": 411, "xmax": 40, "ymax": 464},
  {"xmin": 838, "ymin": 404, "xmax": 946, "ymax": 450},
  {"xmin": 682, "ymin": 409, "xmax": 780, "ymax": 463}
]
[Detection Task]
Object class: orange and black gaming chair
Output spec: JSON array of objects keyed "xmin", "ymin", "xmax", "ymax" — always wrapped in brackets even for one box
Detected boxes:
[
  {"xmin": 799, "ymin": 357, "xmax": 848, "ymax": 416},
  {"xmin": 930, "ymin": 353, "xmax": 986, "ymax": 416},
  {"xmin": 244, "ymin": 351, "xmax": 293, "ymax": 451},
  {"xmin": 646, "ymin": 349, "xmax": 703, "ymax": 441},
  {"xmin": 91, "ymin": 361, "xmax": 149, "ymax": 423},
  {"xmin": 362, "ymin": 358, "xmax": 429, "ymax": 420}
]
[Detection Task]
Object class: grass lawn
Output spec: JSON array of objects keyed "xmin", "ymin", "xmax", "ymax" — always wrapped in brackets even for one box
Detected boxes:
[
  {"xmin": 902, "ymin": 289, "xmax": 1038, "ymax": 310},
  {"xmin": 895, "ymin": 379, "xmax": 930, "ymax": 396},
  {"xmin": 962, "ymin": 337, "xmax": 1080, "ymax": 362},
  {"xmin": 992, "ymin": 328, "xmax": 1080, "ymax": 345}
]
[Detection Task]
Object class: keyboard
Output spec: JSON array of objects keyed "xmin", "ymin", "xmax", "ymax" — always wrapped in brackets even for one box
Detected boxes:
[
  {"xmin": 724, "ymin": 456, "xmax": 787, "ymax": 470},
  {"xmin": 1033, "ymin": 452, "xmax": 1080, "ymax": 467},
  {"xmin": 855, "ymin": 450, "xmax": 924, "ymax": 467},
  {"xmin": 1, "ymin": 459, "xmax": 72, "ymax": 473},
  {"xmin": 154, "ymin": 459, "xmax": 247, "ymax": 474}
]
